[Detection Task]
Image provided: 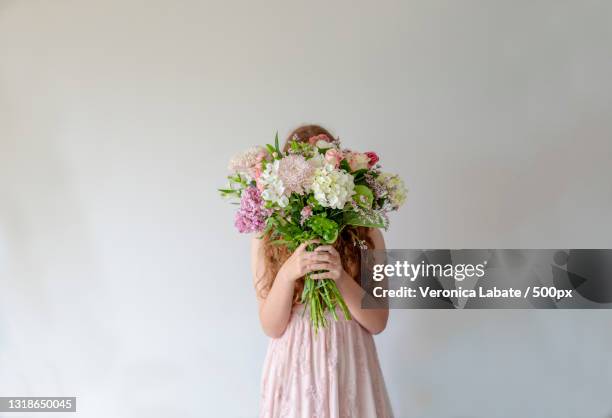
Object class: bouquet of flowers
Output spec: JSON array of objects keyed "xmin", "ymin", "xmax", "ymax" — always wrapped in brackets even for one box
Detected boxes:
[{"xmin": 220, "ymin": 132, "xmax": 407, "ymax": 331}]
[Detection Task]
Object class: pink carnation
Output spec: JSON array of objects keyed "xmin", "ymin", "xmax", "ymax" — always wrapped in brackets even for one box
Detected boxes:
[
  {"xmin": 277, "ymin": 154, "xmax": 314, "ymax": 195},
  {"xmin": 228, "ymin": 147, "xmax": 269, "ymax": 180},
  {"xmin": 364, "ymin": 151, "xmax": 379, "ymax": 167},
  {"xmin": 234, "ymin": 186, "xmax": 271, "ymax": 233}
]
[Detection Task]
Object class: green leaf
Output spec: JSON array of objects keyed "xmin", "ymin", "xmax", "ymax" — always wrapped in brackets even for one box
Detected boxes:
[
  {"xmin": 339, "ymin": 159, "xmax": 351, "ymax": 172},
  {"xmin": 274, "ymin": 132, "xmax": 282, "ymax": 157},
  {"xmin": 330, "ymin": 281, "xmax": 352, "ymax": 320},
  {"xmin": 352, "ymin": 168, "xmax": 369, "ymax": 183},
  {"xmin": 218, "ymin": 188, "xmax": 241, "ymax": 199},
  {"xmin": 306, "ymin": 215, "xmax": 339, "ymax": 244},
  {"xmin": 343, "ymin": 210, "xmax": 385, "ymax": 228},
  {"xmin": 301, "ymin": 278, "xmax": 310, "ymax": 304},
  {"xmin": 353, "ymin": 185, "xmax": 374, "ymax": 208}
]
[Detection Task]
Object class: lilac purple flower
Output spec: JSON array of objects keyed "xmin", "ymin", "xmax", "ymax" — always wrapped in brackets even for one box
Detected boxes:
[
  {"xmin": 365, "ymin": 173, "xmax": 386, "ymax": 199},
  {"xmin": 234, "ymin": 186, "xmax": 271, "ymax": 233}
]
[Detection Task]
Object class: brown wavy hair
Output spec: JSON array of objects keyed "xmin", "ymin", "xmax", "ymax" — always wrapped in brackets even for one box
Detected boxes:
[{"xmin": 256, "ymin": 124, "xmax": 373, "ymax": 303}]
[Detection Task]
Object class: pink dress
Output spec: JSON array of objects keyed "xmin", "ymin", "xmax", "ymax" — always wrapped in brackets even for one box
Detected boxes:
[{"xmin": 259, "ymin": 305, "xmax": 394, "ymax": 418}]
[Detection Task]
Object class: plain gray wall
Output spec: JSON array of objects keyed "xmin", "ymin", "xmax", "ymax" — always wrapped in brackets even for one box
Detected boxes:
[{"xmin": 1, "ymin": 1, "xmax": 612, "ymax": 417}]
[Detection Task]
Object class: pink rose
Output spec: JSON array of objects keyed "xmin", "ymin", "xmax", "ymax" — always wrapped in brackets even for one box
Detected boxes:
[
  {"xmin": 364, "ymin": 151, "xmax": 379, "ymax": 167},
  {"xmin": 308, "ymin": 134, "xmax": 331, "ymax": 145},
  {"xmin": 324, "ymin": 148, "xmax": 343, "ymax": 168},
  {"xmin": 346, "ymin": 152, "xmax": 370, "ymax": 171}
]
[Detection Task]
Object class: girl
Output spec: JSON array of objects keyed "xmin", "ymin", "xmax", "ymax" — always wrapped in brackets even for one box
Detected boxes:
[{"xmin": 251, "ymin": 125, "xmax": 394, "ymax": 418}]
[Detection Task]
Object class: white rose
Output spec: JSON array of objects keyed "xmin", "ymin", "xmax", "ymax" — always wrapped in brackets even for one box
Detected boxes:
[{"xmin": 346, "ymin": 152, "xmax": 370, "ymax": 171}]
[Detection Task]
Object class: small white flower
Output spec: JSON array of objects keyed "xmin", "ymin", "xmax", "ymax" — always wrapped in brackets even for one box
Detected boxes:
[{"xmin": 260, "ymin": 160, "xmax": 288, "ymax": 207}]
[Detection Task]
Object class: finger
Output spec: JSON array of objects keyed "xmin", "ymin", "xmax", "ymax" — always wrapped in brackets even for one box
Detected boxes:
[
  {"xmin": 296, "ymin": 239, "xmax": 320, "ymax": 252},
  {"xmin": 316, "ymin": 246, "xmax": 340, "ymax": 258},
  {"xmin": 304, "ymin": 239, "xmax": 321, "ymax": 252},
  {"xmin": 307, "ymin": 263, "xmax": 332, "ymax": 272},
  {"xmin": 310, "ymin": 272, "xmax": 337, "ymax": 281},
  {"xmin": 307, "ymin": 253, "xmax": 333, "ymax": 263}
]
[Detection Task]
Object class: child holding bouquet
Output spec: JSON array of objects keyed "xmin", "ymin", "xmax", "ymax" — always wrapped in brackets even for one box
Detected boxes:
[{"xmin": 224, "ymin": 125, "xmax": 405, "ymax": 417}]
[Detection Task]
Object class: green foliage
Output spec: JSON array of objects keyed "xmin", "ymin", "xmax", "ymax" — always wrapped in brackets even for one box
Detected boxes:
[
  {"xmin": 306, "ymin": 195, "xmax": 323, "ymax": 210},
  {"xmin": 265, "ymin": 214, "xmax": 311, "ymax": 250},
  {"xmin": 343, "ymin": 210, "xmax": 385, "ymax": 228},
  {"xmin": 218, "ymin": 188, "xmax": 241, "ymax": 198},
  {"xmin": 287, "ymin": 140, "xmax": 316, "ymax": 157},
  {"xmin": 218, "ymin": 173, "xmax": 252, "ymax": 199},
  {"xmin": 353, "ymin": 185, "xmax": 374, "ymax": 208},
  {"xmin": 306, "ymin": 215, "xmax": 339, "ymax": 244},
  {"xmin": 339, "ymin": 159, "xmax": 351, "ymax": 172},
  {"xmin": 301, "ymin": 277, "xmax": 351, "ymax": 334},
  {"xmin": 263, "ymin": 132, "xmax": 283, "ymax": 159},
  {"xmin": 274, "ymin": 132, "xmax": 282, "ymax": 157},
  {"xmin": 352, "ymin": 168, "xmax": 368, "ymax": 182}
]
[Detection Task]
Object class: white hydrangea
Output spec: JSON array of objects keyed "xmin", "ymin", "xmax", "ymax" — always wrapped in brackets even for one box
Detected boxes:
[
  {"xmin": 260, "ymin": 160, "xmax": 289, "ymax": 207},
  {"xmin": 311, "ymin": 164, "xmax": 355, "ymax": 209}
]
